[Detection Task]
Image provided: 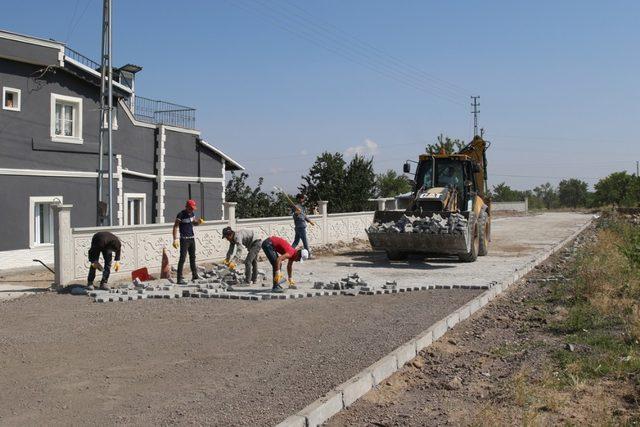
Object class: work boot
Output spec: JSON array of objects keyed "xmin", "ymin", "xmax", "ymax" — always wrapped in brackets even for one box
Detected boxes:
[
  {"xmin": 86, "ymin": 282, "xmax": 95, "ymax": 291},
  {"xmin": 99, "ymin": 283, "xmax": 110, "ymax": 291},
  {"xmin": 191, "ymin": 275, "xmax": 201, "ymax": 281},
  {"xmin": 176, "ymin": 278, "xmax": 188, "ymax": 285},
  {"xmin": 271, "ymin": 284, "xmax": 284, "ymax": 293}
]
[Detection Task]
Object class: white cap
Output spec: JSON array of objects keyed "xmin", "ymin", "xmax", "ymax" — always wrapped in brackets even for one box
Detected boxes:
[{"xmin": 299, "ymin": 249, "xmax": 309, "ymax": 262}]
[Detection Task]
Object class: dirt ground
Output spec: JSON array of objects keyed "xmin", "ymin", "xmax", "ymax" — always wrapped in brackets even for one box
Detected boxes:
[
  {"xmin": 0, "ymin": 288, "xmax": 479, "ymax": 426},
  {"xmin": 327, "ymin": 225, "xmax": 639, "ymax": 426}
]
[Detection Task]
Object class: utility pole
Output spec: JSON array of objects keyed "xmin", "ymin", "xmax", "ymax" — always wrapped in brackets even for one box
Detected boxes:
[
  {"xmin": 98, "ymin": 0, "xmax": 114, "ymax": 225},
  {"xmin": 471, "ymin": 96, "xmax": 480, "ymax": 137}
]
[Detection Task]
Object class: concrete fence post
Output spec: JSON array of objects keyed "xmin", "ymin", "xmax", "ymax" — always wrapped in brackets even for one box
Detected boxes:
[
  {"xmin": 223, "ymin": 202, "xmax": 237, "ymax": 229},
  {"xmin": 318, "ymin": 201, "xmax": 329, "ymax": 244},
  {"xmin": 524, "ymin": 197, "xmax": 529, "ymax": 213},
  {"xmin": 53, "ymin": 204, "xmax": 74, "ymax": 288}
]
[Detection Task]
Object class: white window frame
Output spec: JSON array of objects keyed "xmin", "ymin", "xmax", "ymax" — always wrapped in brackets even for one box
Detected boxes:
[
  {"xmin": 50, "ymin": 93, "xmax": 83, "ymax": 144},
  {"xmin": 29, "ymin": 196, "xmax": 62, "ymax": 248},
  {"xmin": 3, "ymin": 87, "xmax": 21, "ymax": 111},
  {"xmin": 123, "ymin": 193, "xmax": 146, "ymax": 226}
]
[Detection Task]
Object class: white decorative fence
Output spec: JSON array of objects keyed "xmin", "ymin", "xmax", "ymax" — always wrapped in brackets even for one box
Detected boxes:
[{"xmin": 53, "ymin": 201, "xmax": 373, "ymax": 286}]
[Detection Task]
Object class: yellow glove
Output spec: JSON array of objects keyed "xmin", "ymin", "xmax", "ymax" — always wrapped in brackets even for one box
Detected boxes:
[
  {"xmin": 114, "ymin": 261, "xmax": 121, "ymax": 272},
  {"xmin": 223, "ymin": 258, "xmax": 229, "ymax": 265},
  {"xmin": 198, "ymin": 218, "xmax": 205, "ymax": 225},
  {"xmin": 228, "ymin": 261, "xmax": 237, "ymax": 270},
  {"xmin": 91, "ymin": 262, "xmax": 103, "ymax": 272},
  {"xmin": 287, "ymin": 278, "xmax": 295, "ymax": 286},
  {"xmin": 309, "ymin": 220, "xmax": 315, "ymax": 226},
  {"xmin": 173, "ymin": 239, "xmax": 179, "ymax": 249},
  {"xmin": 274, "ymin": 271, "xmax": 285, "ymax": 285}
]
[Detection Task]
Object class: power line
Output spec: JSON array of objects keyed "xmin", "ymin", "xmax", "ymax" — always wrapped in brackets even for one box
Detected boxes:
[
  {"xmin": 276, "ymin": 0, "xmax": 471, "ymax": 97},
  {"xmin": 229, "ymin": 0, "xmax": 468, "ymax": 107},
  {"xmin": 65, "ymin": 0, "xmax": 95, "ymax": 44}
]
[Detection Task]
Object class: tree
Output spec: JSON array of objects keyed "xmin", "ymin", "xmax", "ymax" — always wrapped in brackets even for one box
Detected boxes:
[
  {"xmin": 226, "ymin": 172, "xmax": 291, "ymax": 218},
  {"xmin": 376, "ymin": 170, "xmax": 413, "ymax": 197},
  {"xmin": 557, "ymin": 178, "xmax": 588, "ymax": 208},
  {"xmin": 533, "ymin": 182, "xmax": 558, "ymax": 209},
  {"xmin": 594, "ymin": 171, "xmax": 640, "ymax": 207},
  {"xmin": 490, "ymin": 182, "xmax": 527, "ymax": 202},
  {"xmin": 426, "ymin": 134, "xmax": 465, "ymax": 155},
  {"xmin": 344, "ymin": 154, "xmax": 376, "ymax": 212},
  {"xmin": 299, "ymin": 152, "xmax": 347, "ymax": 213}
]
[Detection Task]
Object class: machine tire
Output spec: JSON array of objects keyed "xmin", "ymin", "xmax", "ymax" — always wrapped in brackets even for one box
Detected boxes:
[
  {"xmin": 459, "ymin": 220, "xmax": 479, "ymax": 262},
  {"xmin": 478, "ymin": 212, "xmax": 489, "ymax": 256},
  {"xmin": 386, "ymin": 251, "xmax": 408, "ymax": 261}
]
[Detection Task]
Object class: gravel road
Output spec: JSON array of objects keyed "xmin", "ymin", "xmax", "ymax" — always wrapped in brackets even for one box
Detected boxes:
[{"xmin": 0, "ymin": 212, "xmax": 592, "ymax": 425}]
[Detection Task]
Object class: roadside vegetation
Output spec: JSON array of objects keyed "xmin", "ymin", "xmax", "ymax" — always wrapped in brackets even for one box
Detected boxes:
[{"xmin": 484, "ymin": 213, "xmax": 640, "ymax": 425}]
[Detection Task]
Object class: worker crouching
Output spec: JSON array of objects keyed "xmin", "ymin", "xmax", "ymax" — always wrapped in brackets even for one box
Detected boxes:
[
  {"xmin": 261, "ymin": 235, "xmax": 308, "ymax": 293},
  {"xmin": 87, "ymin": 231, "xmax": 122, "ymax": 290},
  {"xmin": 222, "ymin": 226, "xmax": 262, "ymax": 284}
]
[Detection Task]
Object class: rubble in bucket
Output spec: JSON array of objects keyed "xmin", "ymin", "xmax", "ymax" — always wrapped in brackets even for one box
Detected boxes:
[{"xmin": 368, "ymin": 213, "xmax": 468, "ymax": 235}]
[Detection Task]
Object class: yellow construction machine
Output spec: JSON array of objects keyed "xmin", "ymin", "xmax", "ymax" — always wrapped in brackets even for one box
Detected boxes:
[{"xmin": 366, "ymin": 136, "xmax": 491, "ymax": 262}]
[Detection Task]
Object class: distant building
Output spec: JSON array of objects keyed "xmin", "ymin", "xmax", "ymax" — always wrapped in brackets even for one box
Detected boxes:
[{"xmin": 0, "ymin": 29, "xmax": 243, "ymax": 268}]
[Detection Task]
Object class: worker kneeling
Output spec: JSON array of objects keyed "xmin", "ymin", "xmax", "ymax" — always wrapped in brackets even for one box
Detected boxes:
[
  {"xmin": 222, "ymin": 226, "xmax": 262, "ymax": 284},
  {"xmin": 87, "ymin": 231, "xmax": 122, "ymax": 291},
  {"xmin": 261, "ymin": 235, "xmax": 308, "ymax": 293}
]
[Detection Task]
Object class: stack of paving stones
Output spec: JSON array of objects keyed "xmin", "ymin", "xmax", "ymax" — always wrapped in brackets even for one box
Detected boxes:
[{"xmin": 367, "ymin": 213, "xmax": 468, "ymax": 235}]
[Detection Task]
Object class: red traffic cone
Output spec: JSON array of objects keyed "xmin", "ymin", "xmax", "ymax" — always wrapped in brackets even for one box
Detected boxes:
[{"xmin": 160, "ymin": 247, "xmax": 171, "ymax": 279}]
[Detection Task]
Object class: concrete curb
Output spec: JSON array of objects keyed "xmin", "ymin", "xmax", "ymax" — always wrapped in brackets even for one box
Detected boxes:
[{"xmin": 275, "ymin": 219, "xmax": 593, "ymax": 427}]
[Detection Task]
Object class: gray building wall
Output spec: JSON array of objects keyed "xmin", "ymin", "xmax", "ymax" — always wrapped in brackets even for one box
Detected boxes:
[
  {"xmin": 0, "ymin": 37, "xmax": 60, "ymax": 67},
  {"xmin": 165, "ymin": 181, "xmax": 223, "ymax": 222},
  {"xmin": 0, "ymin": 176, "xmax": 98, "ymax": 251}
]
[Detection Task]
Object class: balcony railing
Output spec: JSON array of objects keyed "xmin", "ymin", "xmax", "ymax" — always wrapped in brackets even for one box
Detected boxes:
[
  {"xmin": 125, "ymin": 96, "xmax": 196, "ymax": 130},
  {"xmin": 65, "ymin": 47, "xmax": 101, "ymax": 71}
]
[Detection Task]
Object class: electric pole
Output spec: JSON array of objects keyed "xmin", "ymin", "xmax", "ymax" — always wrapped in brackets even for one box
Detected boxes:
[
  {"xmin": 98, "ymin": 0, "xmax": 114, "ymax": 225},
  {"xmin": 471, "ymin": 96, "xmax": 480, "ymax": 137}
]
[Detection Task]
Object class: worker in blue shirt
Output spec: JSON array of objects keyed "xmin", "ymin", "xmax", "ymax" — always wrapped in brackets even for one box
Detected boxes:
[
  {"xmin": 291, "ymin": 193, "xmax": 314, "ymax": 255},
  {"xmin": 172, "ymin": 199, "xmax": 205, "ymax": 284}
]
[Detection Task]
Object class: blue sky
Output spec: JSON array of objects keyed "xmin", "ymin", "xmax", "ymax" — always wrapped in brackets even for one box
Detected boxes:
[{"xmin": 4, "ymin": 0, "xmax": 639, "ymax": 191}]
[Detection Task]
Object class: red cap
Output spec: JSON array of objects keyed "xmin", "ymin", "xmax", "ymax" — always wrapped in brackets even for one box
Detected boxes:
[{"xmin": 186, "ymin": 199, "xmax": 197, "ymax": 210}]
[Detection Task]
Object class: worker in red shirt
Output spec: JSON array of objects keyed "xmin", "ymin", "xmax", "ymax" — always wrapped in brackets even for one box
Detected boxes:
[{"xmin": 261, "ymin": 235, "xmax": 309, "ymax": 292}]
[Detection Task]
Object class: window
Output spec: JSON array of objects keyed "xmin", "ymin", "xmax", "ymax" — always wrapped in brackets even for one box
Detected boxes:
[
  {"xmin": 50, "ymin": 93, "xmax": 83, "ymax": 143},
  {"xmin": 124, "ymin": 193, "xmax": 146, "ymax": 225},
  {"xmin": 29, "ymin": 196, "xmax": 62, "ymax": 247},
  {"xmin": 3, "ymin": 87, "xmax": 21, "ymax": 111}
]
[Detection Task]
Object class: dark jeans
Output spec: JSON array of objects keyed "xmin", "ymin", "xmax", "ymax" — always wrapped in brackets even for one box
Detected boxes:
[
  {"xmin": 88, "ymin": 249, "xmax": 112, "ymax": 285},
  {"xmin": 292, "ymin": 226, "xmax": 309, "ymax": 251},
  {"xmin": 245, "ymin": 240, "xmax": 262, "ymax": 283},
  {"xmin": 177, "ymin": 238, "xmax": 198, "ymax": 280},
  {"xmin": 261, "ymin": 238, "xmax": 278, "ymax": 278}
]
